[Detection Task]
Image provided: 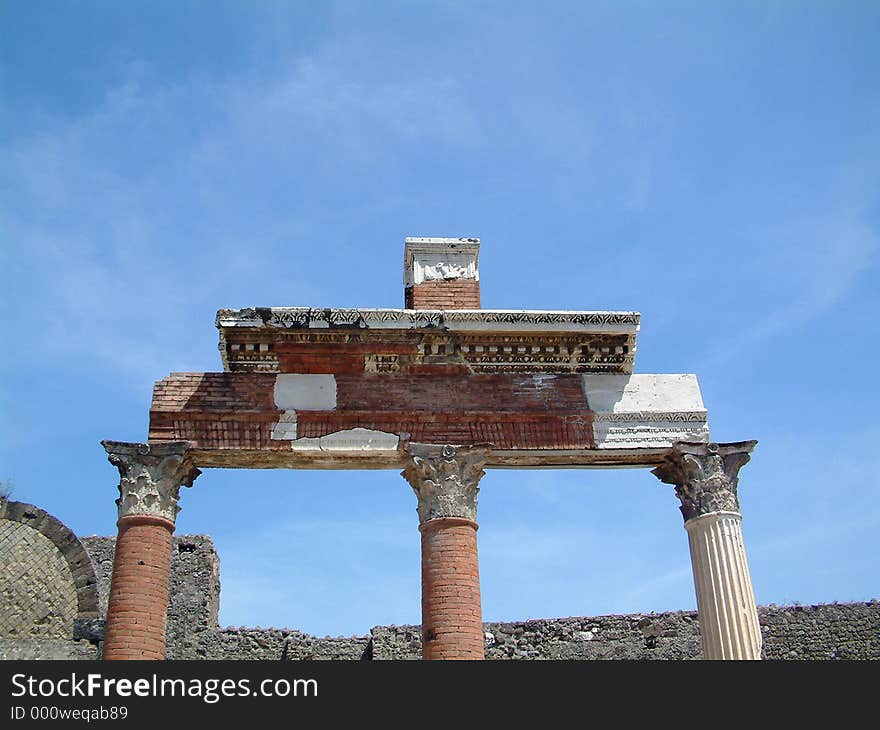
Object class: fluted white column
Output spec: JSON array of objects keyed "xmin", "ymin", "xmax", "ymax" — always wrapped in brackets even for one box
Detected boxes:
[
  {"xmin": 685, "ymin": 511, "xmax": 761, "ymax": 659},
  {"xmin": 653, "ymin": 441, "xmax": 762, "ymax": 660}
]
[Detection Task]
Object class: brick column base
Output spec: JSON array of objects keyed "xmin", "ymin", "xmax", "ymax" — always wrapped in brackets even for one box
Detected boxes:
[
  {"xmin": 419, "ymin": 517, "xmax": 484, "ymax": 660},
  {"xmin": 102, "ymin": 515, "xmax": 174, "ymax": 660}
]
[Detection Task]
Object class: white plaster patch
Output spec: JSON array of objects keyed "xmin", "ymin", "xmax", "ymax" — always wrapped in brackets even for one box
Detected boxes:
[
  {"xmin": 271, "ymin": 412, "xmax": 298, "ymax": 440},
  {"xmin": 273, "ymin": 374, "xmax": 337, "ymax": 411},
  {"xmin": 583, "ymin": 374, "xmax": 705, "ymax": 413},
  {"xmin": 288, "ymin": 428, "xmax": 400, "ymax": 452}
]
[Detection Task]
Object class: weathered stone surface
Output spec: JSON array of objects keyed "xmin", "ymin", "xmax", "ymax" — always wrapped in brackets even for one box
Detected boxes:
[
  {"xmin": 653, "ymin": 441, "xmax": 756, "ymax": 521},
  {"xmin": 102, "ymin": 441, "xmax": 201, "ymax": 523},
  {"xmin": 402, "ymin": 444, "xmax": 489, "ymax": 523},
  {"xmin": 369, "ymin": 603, "xmax": 880, "ymax": 661},
  {"xmin": 178, "ymin": 628, "xmax": 370, "ymax": 661},
  {"xmin": 0, "ymin": 637, "xmax": 98, "ymax": 660}
]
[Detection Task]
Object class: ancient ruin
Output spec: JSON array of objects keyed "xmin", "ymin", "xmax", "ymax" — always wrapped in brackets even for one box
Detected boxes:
[
  {"xmin": 91, "ymin": 236, "xmax": 770, "ymax": 660},
  {"xmin": 3, "ymin": 515, "xmax": 878, "ymax": 660}
]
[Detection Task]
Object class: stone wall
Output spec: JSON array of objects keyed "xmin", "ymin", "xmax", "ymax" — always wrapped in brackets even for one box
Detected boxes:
[
  {"xmin": 2, "ymin": 526, "xmax": 878, "ymax": 660},
  {"xmin": 373, "ymin": 603, "xmax": 880, "ymax": 660},
  {"xmin": 78, "ymin": 535, "xmax": 369, "ymax": 661}
]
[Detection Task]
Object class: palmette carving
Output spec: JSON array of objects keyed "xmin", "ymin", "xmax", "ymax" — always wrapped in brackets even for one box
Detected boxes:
[
  {"xmin": 216, "ymin": 307, "xmax": 640, "ymax": 330},
  {"xmin": 652, "ymin": 441, "xmax": 756, "ymax": 522},
  {"xmin": 102, "ymin": 440, "xmax": 201, "ymax": 523},
  {"xmin": 401, "ymin": 444, "xmax": 489, "ymax": 523}
]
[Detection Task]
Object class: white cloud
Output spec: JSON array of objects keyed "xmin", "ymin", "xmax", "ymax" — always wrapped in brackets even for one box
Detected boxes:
[{"xmin": 2, "ymin": 45, "xmax": 479, "ymax": 384}]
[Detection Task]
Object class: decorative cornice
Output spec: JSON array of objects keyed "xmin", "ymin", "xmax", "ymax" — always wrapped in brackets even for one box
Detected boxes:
[
  {"xmin": 652, "ymin": 441, "xmax": 757, "ymax": 522},
  {"xmin": 216, "ymin": 307, "xmax": 640, "ymax": 334},
  {"xmin": 401, "ymin": 444, "xmax": 490, "ymax": 523},
  {"xmin": 592, "ymin": 411, "xmax": 708, "ymax": 423},
  {"xmin": 102, "ymin": 441, "xmax": 201, "ymax": 524}
]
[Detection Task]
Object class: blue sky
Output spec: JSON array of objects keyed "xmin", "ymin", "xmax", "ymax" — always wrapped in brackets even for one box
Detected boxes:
[{"xmin": 2, "ymin": 1, "xmax": 878, "ymax": 637}]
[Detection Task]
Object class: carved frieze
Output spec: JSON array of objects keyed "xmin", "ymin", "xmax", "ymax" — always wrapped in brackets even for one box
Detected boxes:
[
  {"xmin": 453, "ymin": 333, "xmax": 633, "ymax": 373},
  {"xmin": 401, "ymin": 444, "xmax": 490, "ymax": 524},
  {"xmin": 223, "ymin": 328, "xmax": 637, "ymax": 375},
  {"xmin": 364, "ymin": 354, "xmax": 401, "ymax": 373},
  {"xmin": 102, "ymin": 441, "xmax": 201, "ymax": 523},
  {"xmin": 404, "ymin": 237, "xmax": 480, "ymax": 286},
  {"xmin": 652, "ymin": 441, "xmax": 757, "ymax": 522}
]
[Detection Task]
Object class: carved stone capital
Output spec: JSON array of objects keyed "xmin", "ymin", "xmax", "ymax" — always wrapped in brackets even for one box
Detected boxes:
[
  {"xmin": 401, "ymin": 444, "xmax": 490, "ymax": 524},
  {"xmin": 652, "ymin": 441, "xmax": 757, "ymax": 522},
  {"xmin": 102, "ymin": 440, "xmax": 201, "ymax": 524}
]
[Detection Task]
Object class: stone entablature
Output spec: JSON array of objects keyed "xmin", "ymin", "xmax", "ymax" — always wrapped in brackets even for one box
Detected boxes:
[
  {"xmin": 148, "ymin": 372, "xmax": 708, "ymax": 469},
  {"xmin": 217, "ymin": 308, "xmax": 640, "ymax": 375}
]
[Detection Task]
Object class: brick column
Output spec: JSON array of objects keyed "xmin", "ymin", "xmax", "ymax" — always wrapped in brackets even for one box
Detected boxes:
[
  {"xmin": 101, "ymin": 441, "xmax": 200, "ymax": 660},
  {"xmin": 653, "ymin": 441, "xmax": 762, "ymax": 660},
  {"xmin": 402, "ymin": 443, "xmax": 489, "ymax": 660}
]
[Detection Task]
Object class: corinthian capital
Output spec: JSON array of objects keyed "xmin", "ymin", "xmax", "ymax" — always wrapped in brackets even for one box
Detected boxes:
[
  {"xmin": 102, "ymin": 440, "xmax": 201, "ymax": 523},
  {"xmin": 401, "ymin": 444, "xmax": 490, "ymax": 524},
  {"xmin": 652, "ymin": 441, "xmax": 757, "ymax": 522}
]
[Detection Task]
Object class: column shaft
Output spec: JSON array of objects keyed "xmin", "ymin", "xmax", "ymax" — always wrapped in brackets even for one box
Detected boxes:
[
  {"xmin": 103, "ymin": 515, "xmax": 174, "ymax": 660},
  {"xmin": 685, "ymin": 512, "xmax": 761, "ymax": 659},
  {"xmin": 100, "ymin": 440, "xmax": 199, "ymax": 661},
  {"xmin": 420, "ymin": 517, "xmax": 484, "ymax": 659},
  {"xmin": 402, "ymin": 443, "xmax": 489, "ymax": 661}
]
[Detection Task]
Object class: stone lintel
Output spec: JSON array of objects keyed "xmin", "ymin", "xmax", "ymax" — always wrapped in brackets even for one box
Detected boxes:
[
  {"xmin": 184, "ymin": 446, "xmax": 673, "ymax": 470},
  {"xmin": 151, "ymin": 371, "xmax": 709, "ymax": 459},
  {"xmin": 102, "ymin": 440, "xmax": 201, "ymax": 524}
]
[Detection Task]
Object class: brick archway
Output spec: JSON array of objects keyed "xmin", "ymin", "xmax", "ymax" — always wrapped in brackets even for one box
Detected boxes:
[{"xmin": 0, "ymin": 499, "xmax": 100, "ymax": 639}]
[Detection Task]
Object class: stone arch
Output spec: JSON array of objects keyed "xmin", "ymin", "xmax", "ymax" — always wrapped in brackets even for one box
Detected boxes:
[{"xmin": 0, "ymin": 499, "xmax": 99, "ymax": 639}]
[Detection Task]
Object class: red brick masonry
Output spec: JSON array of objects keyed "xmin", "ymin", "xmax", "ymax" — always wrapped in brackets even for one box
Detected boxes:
[
  {"xmin": 420, "ymin": 518, "xmax": 484, "ymax": 659},
  {"xmin": 102, "ymin": 515, "xmax": 175, "ymax": 660},
  {"xmin": 149, "ymin": 373, "xmax": 595, "ymax": 450},
  {"xmin": 405, "ymin": 279, "xmax": 480, "ymax": 309}
]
